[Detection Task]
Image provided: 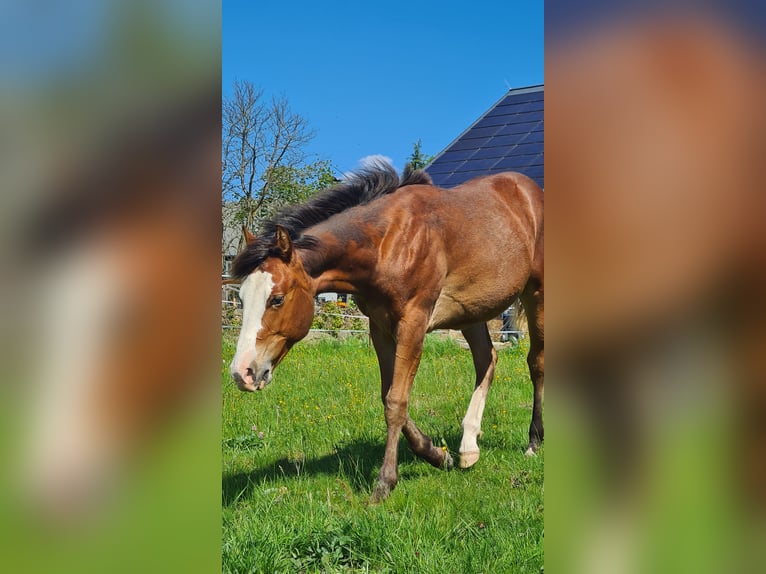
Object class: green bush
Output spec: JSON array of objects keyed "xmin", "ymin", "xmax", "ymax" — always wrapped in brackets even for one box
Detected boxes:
[
  {"xmin": 222, "ymin": 303, "xmax": 241, "ymax": 328},
  {"xmin": 311, "ymin": 298, "xmax": 368, "ymax": 336}
]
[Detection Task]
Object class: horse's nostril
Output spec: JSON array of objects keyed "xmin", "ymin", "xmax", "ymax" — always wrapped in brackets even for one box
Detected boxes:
[{"xmin": 245, "ymin": 367, "xmax": 254, "ymax": 379}]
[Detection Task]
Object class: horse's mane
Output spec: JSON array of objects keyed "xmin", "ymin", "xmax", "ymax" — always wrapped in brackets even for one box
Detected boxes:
[{"xmin": 231, "ymin": 161, "xmax": 432, "ymax": 279}]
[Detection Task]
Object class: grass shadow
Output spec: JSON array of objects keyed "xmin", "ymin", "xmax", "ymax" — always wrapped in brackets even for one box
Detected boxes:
[
  {"xmin": 223, "ymin": 436, "xmax": 385, "ymax": 506},
  {"xmin": 223, "ymin": 429, "xmax": 466, "ymax": 507}
]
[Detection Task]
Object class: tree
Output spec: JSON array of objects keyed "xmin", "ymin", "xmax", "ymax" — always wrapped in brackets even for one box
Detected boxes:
[
  {"xmin": 406, "ymin": 138, "xmax": 434, "ymax": 171},
  {"xmin": 262, "ymin": 159, "xmax": 337, "ymax": 217},
  {"xmin": 222, "ymin": 80, "xmax": 330, "ymax": 251}
]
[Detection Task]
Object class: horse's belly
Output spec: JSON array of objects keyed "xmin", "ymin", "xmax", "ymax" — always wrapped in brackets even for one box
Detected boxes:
[
  {"xmin": 427, "ymin": 294, "xmax": 464, "ymax": 330},
  {"xmin": 427, "ymin": 290, "xmax": 513, "ymax": 331}
]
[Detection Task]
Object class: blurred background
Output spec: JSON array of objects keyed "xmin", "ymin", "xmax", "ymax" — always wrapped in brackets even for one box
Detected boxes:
[
  {"xmin": 546, "ymin": 2, "xmax": 766, "ymax": 573},
  {"xmin": 0, "ymin": 1, "xmax": 221, "ymax": 572}
]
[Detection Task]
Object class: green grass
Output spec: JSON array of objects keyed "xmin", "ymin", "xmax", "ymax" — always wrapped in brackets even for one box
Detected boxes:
[{"xmin": 222, "ymin": 334, "xmax": 543, "ymax": 573}]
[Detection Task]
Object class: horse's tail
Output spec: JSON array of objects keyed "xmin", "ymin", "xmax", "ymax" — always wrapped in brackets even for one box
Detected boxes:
[{"xmin": 514, "ymin": 300, "xmax": 529, "ymax": 333}]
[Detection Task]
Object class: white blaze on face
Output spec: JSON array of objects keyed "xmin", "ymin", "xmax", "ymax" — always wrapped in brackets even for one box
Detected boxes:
[{"xmin": 230, "ymin": 270, "xmax": 274, "ymax": 388}]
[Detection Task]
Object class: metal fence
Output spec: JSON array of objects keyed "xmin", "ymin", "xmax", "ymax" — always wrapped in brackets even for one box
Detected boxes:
[{"xmin": 222, "ymin": 283, "xmax": 526, "ymax": 341}]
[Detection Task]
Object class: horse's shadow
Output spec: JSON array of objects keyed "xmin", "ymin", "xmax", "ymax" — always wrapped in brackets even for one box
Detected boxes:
[{"xmin": 222, "ymin": 431, "xmax": 465, "ymax": 506}]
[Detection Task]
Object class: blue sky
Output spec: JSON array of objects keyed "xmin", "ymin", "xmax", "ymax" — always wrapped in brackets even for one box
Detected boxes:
[{"xmin": 223, "ymin": 1, "xmax": 543, "ymax": 175}]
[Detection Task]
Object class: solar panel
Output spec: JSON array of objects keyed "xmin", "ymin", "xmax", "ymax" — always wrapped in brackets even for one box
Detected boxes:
[
  {"xmin": 426, "ymin": 159, "xmax": 466, "ymax": 175},
  {"xmin": 486, "ymin": 101, "xmax": 536, "ymax": 117},
  {"xmin": 517, "ymin": 129, "xmax": 544, "ymax": 143},
  {"xmin": 470, "ymin": 146, "xmax": 512, "ymax": 160},
  {"xmin": 426, "ymin": 85, "xmax": 544, "ymax": 189},
  {"xmin": 473, "ymin": 115, "xmax": 515, "ymax": 129},
  {"xmin": 436, "ymin": 148, "xmax": 478, "ymax": 162},
  {"xmin": 524, "ymin": 166, "xmax": 544, "ymax": 179},
  {"xmin": 447, "ymin": 136, "xmax": 493, "ymax": 151},
  {"xmin": 494, "ymin": 120, "xmax": 542, "ymax": 136},
  {"xmin": 494, "ymin": 153, "xmax": 543, "ymax": 170},
  {"xmin": 461, "ymin": 157, "xmax": 503, "ymax": 171},
  {"xmin": 458, "ymin": 125, "xmax": 503, "ymax": 139}
]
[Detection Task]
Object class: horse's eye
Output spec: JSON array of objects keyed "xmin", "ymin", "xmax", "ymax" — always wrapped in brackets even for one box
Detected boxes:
[{"xmin": 269, "ymin": 295, "xmax": 285, "ymax": 308}]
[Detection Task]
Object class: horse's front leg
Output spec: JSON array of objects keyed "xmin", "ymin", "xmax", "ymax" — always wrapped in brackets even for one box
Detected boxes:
[
  {"xmin": 370, "ymin": 316, "xmax": 450, "ymax": 502},
  {"xmin": 402, "ymin": 417, "xmax": 454, "ymax": 470}
]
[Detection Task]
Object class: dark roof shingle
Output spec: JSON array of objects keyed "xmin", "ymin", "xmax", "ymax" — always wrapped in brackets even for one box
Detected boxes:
[{"xmin": 426, "ymin": 85, "xmax": 544, "ymax": 189}]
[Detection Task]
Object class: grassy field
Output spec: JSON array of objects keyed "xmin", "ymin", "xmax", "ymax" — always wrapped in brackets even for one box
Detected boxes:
[{"xmin": 222, "ymin": 333, "xmax": 543, "ymax": 573}]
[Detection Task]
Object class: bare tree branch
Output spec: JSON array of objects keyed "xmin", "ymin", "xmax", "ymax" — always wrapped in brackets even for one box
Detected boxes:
[{"xmin": 222, "ymin": 80, "xmax": 319, "ymax": 252}]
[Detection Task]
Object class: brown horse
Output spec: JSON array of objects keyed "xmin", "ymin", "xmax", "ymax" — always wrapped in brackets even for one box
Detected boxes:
[{"xmin": 230, "ymin": 162, "xmax": 544, "ymax": 501}]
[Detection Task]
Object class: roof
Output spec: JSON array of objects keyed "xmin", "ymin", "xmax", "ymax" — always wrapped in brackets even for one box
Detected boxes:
[{"xmin": 426, "ymin": 85, "xmax": 543, "ymax": 189}]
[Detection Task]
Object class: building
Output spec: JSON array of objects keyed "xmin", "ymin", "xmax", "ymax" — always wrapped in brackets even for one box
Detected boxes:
[{"xmin": 426, "ymin": 85, "xmax": 543, "ymax": 189}]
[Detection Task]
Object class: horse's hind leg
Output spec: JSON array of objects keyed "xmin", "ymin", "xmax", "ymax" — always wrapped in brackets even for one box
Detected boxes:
[
  {"xmin": 521, "ymin": 277, "xmax": 544, "ymax": 455},
  {"xmin": 458, "ymin": 323, "xmax": 497, "ymax": 468}
]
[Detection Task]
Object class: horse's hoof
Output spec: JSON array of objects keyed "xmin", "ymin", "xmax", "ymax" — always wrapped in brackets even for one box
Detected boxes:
[
  {"xmin": 443, "ymin": 450, "xmax": 454, "ymax": 470},
  {"xmin": 371, "ymin": 480, "xmax": 392, "ymax": 503},
  {"xmin": 459, "ymin": 450, "xmax": 480, "ymax": 468},
  {"xmin": 524, "ymin": 446, "xmax": 537, "ymax": 457}
]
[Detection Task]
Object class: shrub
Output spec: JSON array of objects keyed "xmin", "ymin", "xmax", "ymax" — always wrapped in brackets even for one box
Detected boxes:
[{"xmin": 312, "ymin": 298, "xmax": 368, "ymax": 336}]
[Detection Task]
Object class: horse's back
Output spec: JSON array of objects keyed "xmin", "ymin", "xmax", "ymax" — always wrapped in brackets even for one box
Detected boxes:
[
  {"xmin": 384, "ymin": 171, "xmax": 543, "ymax": 329},
  {"xmin": 437, "ymin": 171, "xmax": 543, "ymax": 268},
  {"xmin": 453, "ymin": 171, "xmax": 543, "ymax": 234}
]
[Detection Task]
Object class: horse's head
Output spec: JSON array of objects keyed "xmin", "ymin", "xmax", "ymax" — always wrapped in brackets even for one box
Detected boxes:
[{"xmin": 230, "ymin": 225, "xmax": 315, "ymax": 391}]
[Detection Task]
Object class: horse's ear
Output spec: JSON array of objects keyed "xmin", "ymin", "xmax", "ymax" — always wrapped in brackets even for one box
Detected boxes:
[
  {"xmin": 242, "ymin": 226, "xmax": 257, "ymax": 245},
  {"xmin": 274, "ymin": 225, "xmax": 293, "ymax": 260}
]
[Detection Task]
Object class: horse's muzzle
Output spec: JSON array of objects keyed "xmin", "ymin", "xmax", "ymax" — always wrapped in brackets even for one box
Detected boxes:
[{"xmin": 232, "ymin": 366, "xmax": 272, "ymax": 392}]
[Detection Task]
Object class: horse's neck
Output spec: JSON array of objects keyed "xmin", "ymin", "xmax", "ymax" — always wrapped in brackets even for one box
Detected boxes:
[{"xmin": 298, "ymin": 227, "xmax": 376, "ymax": 295}]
